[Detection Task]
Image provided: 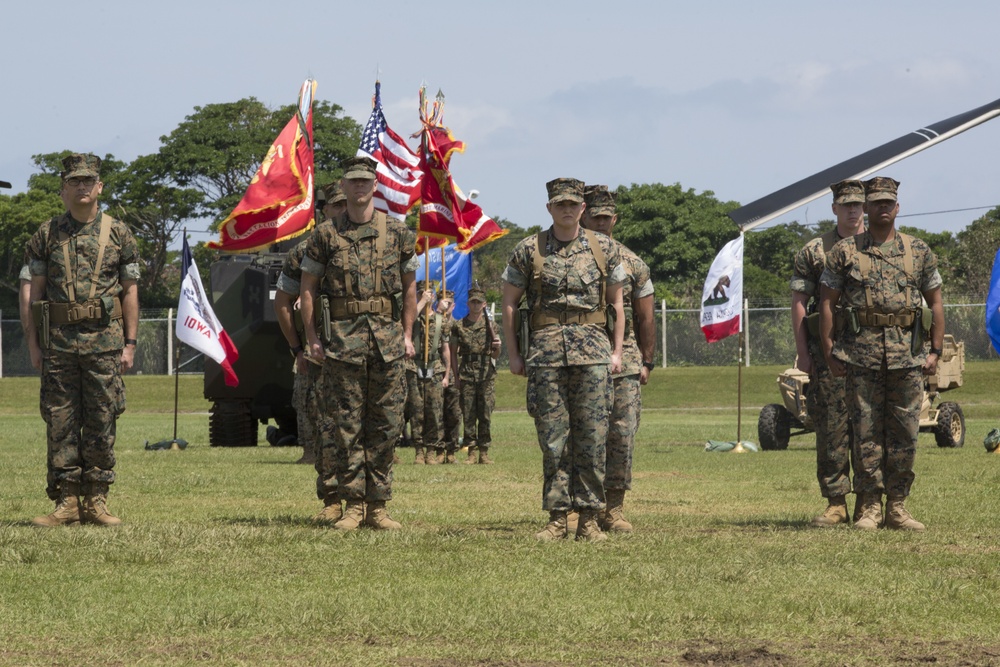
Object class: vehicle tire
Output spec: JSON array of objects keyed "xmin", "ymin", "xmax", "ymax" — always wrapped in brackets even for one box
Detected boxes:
[
  {"xmin": 758, "ymin": 403, "xmax": 791, "ymax": 451},
  {"xmin": 934, "ymin": 402, "xmax": 965, "ymax": 448},
  {"xmin": 209, "ymin": 399, "xmax": 258, "ymax": 447}
]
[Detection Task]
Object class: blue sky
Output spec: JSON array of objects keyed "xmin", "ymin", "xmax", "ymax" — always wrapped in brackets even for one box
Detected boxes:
[{"xmin": 3, "ymin": 0, "xmax": 1000, "ymax": 240}]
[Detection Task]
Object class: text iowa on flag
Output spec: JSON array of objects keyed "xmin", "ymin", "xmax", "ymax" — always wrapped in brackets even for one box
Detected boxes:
[
  {"xmin": 210, "ymin": 79, "xmax": 317, "ymax": 252},
  {"xmin": 177, "ymin": 235, "xmax": 239, "ymax": 386},
  {"xmin": 700, "ymin": 235, "xmax": 744, "ymax": 343}
]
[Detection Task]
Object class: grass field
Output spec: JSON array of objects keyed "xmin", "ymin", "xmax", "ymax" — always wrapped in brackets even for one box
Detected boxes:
[{"xmin": 3, "ymin": 364, "xmax": 1000, "ymax": 666}]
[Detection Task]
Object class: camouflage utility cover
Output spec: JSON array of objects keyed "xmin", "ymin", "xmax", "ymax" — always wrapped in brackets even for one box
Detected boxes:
[
  {"xmin": 61, "ymin": 153, "xmax": 101, "ymax": 180},
  {"xmin": 864, "ymin": 176, "xmax": 900, "ymax": 202},
  {"xmin": 26, "ymin": 211, "xmax": 140, "ymax": 354},
  {"xmin": 830, "ymin": 179, "xmax": 865, "ymax": 205},
  {"xmin": 583, "ymin": 185, "xmax": 617, "ymax": 216},
  {"xmin": 302, "ymin": 212, "xmax": 418, "ymax": 364},
  {"xmin": 502, "ymin": 227, "xmax": 625, "ymax": 367},
  {"xmin": 821, "ymin": 230, "xmax": 942, "ymax": 370},
  {"xmin": 546, "ymin": 178, "xmax": 585, "ymax": 204}
]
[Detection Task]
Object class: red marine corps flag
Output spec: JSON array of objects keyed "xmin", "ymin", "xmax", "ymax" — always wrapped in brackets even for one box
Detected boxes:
[
  {"xmin": 209, "ymin": 79, "xmax": 318, "ymax": 251},
  {"xmin": 177, "ymin": 235, "xmax": 239, "ymax": 386},
  {"xmin": 414, "ymin": 88, "xmax": 507, "ymax": 253}
]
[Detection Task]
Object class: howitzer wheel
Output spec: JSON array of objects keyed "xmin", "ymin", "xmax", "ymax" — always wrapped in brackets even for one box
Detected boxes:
[
  {"xmin": 934, "ymin": 402, "xmax": 965, "ymax": 448},
  {"xmin": 209, "ymin": 399, "xmax": 258, "ymax": 447},
  {"xmin": 758, "ymin": 403, "xmax": 791, "ymax": 451}
]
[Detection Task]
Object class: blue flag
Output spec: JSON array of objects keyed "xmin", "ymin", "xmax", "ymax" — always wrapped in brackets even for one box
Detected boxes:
[
  {"xmin": 986, "ymin": 247, "xmax": 1000, "ymax": 354},
  {"xmin": 415, "ymin": 243, "xmax": 473, "ymax": 319}
]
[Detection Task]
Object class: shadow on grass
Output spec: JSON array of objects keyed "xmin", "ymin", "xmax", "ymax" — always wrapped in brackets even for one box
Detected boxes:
[
  {"xmin": 721, "ymin": 517, "xmax": 811, "ymax": 531},
  {"xmin": 219, "ymin": 514, "xmax": 316, "ymax": 527}
]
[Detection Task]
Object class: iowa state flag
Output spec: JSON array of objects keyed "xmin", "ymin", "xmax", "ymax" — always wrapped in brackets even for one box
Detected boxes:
[
  {"xmin": 177, "ymin": 235, "xmax": 239, "ymax": 386},
  {"xmin": 700, "ymin": 234, "xmax": 744, "ymax": 343},
  {"xmin": 209, "ymin": 79, "xmax": 317, "ymax": 252}
]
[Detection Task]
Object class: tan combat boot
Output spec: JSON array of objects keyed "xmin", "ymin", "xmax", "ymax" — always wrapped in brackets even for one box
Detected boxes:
[
  {"xmin": 81, "ymin": 483, "xmax": 122, "ymax": 526},
  {"xmin": 535, "ymin": 510, "xmax": 568, "ymax": 541},
  {"xmin": 414, "ymin": 446, "xmax": 425, "ymax": 465},
  {"xmin": 31, "ymin": 482, "xmax": 81, "ymax": 527},
  {"xmin": 566, "ymin": 510, "xmax": 579, "ymax": 535},
  {"xmin": 853, "ymin": 493, "xmax": 883, "ymax": 531},
  {"xmin": 884, "ymin": 496, "xmax": 925, "ymax": 531},
  {"xmin": 478, "ymin": 447, "xmax": 493, "ymax": 465},
  {"xmin": 464, "ymin": 446, "xmax": 477, "ymax": 464},
  {"xmin": 602, "ymin": 489, "xmax": 634, "ymax": 532},
  {"xmin": 364, "ymin": 501, "xmax": 402, "ymax": 530},
  {"xmin": 425, "ymin": 447, "xmax": 440, "ymax": 465},
  {"xmin": 312, "ymin": 494, "xmax": 343, "ymax": 525},
  {"xmin": 334, "ymin": 500, "xmax": 366, "ymax": 531},
  {"xmin": 811, "ymin": 495, "xmax": 849, "ymax": 527},
  {"xmin": 445, "ymin": 450, "xmax": 457, "ymax": 464},
  {"xmin": 435, "ymin": 448, "xmax": 446, "ymax": 464},
  {"xmin": 575, "ymin": 509, "xmax": 608, "ymax": 542}
]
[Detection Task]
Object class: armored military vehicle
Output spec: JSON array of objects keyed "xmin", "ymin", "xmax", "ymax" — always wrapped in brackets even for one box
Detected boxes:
[
  {"xmin": 758, "ymin": 334, "xmax": 965, "ymax": 450},
  {"xmin": 204, "ymin": 235, "xmax": 308, "ymax": 447}
]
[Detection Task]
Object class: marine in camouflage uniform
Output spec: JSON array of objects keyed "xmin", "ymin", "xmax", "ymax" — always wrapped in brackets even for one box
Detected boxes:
[
  {"xmin": 580, "ymin": 185, "xmax": 655, "ymax": 533},
  {"xmin": 790, "ymin": 180, "xmax": 865, "ymax": 527},
  {"xmin": 440, "ymin": 295, "xmax": 463, "ymax": 463},
  {"xmin": 819, "ymin": 177, "xmax": 944, "ymax": 532},
  {"xmin": 273, "ymin": 181, "xmax": 347, "ymax": 523},
  {"xmin": 25, "ymin": 154, "xmax": 141, "ymax": 527},
  {"xmin": 502, "ymin": 177, "xmax": 626, "ymax": 542},
  {"xmin": 450, "ymin": 284, "xmax": 501, "ymax": 464},
  {"xmin": 300, "ymin": 157, "xmax": 418, "ymax": 531},
  {"xmin": 405, "ymin": 282, "xmax": 451, "ymax": 464}
]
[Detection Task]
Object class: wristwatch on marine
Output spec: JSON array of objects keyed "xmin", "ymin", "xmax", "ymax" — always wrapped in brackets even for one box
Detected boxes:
[
  {"xmin": 642, "ymin": 361, "xmax": 655, "ymax": 372},
  {"xmin": 929, "ymin": 347, "xmax": 942, "ymax": 356},
  {"xmin": 124, "ymin": 338, "xmax": 137, "ymax": 347}
]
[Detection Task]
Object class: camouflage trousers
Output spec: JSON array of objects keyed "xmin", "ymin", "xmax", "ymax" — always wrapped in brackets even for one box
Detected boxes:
[
  {"xmin": 405, "ymin": 370, "xmax": 444, "ymax": 450},
  {"xmin": 443, "ymin": 384, "xmax": 461, "ymax": 452},
  {"xmin": 293, "ymin": 360, "xmax": 335, "ymax": 500},
  {"xmin": 41, "ymin": 349, "xmax": 124, "ymax": 497},
  {"xmin": 845, "ymin": 363, "xmax": 922, "ymax": 498},
  {"xmin": 527, "ymin": 364, "xmax": 612, "ymax": 512},
  {"xmin": 318, "ymin": 355, "xmax": 405, "ymax": 502},
  {"xmin": 606, "ymin": 374, "xmax": 641, "ymax": 491},
  {"xmin": 805, "ymin": 347, "xmax": 853, "ymax": 497},
  {"xmin": 459, "ymin": 375, "xmax": 495, "ymax": 449}
]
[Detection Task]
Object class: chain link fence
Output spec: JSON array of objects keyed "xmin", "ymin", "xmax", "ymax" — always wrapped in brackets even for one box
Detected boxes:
[{"xmin": 1, "ymin": 303, "xmax": 994, "ymax": 377}]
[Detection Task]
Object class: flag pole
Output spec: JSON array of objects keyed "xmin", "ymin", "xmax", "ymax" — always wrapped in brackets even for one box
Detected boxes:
[
  {"xmin": 441, "ymin": 244, "xmax": 447, "ymax": 294},
  {"xmin": 148, "ymin": 227, "xmax": 188, "ymax": 451},
  {"xmin": 423, "ymin": 244, "xmax": 431, "ymax": 366}
]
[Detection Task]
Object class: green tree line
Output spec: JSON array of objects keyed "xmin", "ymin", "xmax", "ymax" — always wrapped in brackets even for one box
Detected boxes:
[{"xmin": 2, "ymin": 96, "xmax": 999, "ymax": 313}]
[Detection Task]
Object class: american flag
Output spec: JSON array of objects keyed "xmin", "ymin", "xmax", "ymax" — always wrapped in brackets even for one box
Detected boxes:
[{"xmin": 357, "ymin": 82, "xmax": 422, "ymax": 220}]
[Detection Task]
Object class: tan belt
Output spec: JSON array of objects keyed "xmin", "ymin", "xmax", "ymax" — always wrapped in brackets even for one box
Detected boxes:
[
  {"xmin": 530, "ymin": 309, "xmax": 606, "ymax": 330},
  {"xmin": 49, "ymin": 297, "xmax": 122, "ymax": 325},
  {"xmin": 328, "ymin": 295, "xmax": 393, "ymax": 319},
  {"xmin": 857, "ymin": 309, "xmax": 916, "ymax": 328}
]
